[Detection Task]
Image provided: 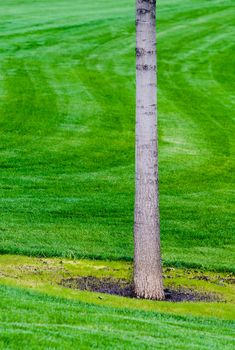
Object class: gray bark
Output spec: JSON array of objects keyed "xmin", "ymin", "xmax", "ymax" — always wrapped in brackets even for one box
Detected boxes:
[{"xmin": 134, "ymin": 0, "xmax": 164, "ymax": 300}]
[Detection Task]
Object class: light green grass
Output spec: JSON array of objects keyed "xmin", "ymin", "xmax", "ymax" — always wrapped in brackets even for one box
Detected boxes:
[
  {"xmin": 0, "ymin": 255, "xmax": 235, "ymax": 320},
  {"xmin": 0, "ymin": 285, "xmax": 235, "ymax": 350},
  {"xmin": 0, "ymin": 0, "xmax": 234, "ymax": 271}
]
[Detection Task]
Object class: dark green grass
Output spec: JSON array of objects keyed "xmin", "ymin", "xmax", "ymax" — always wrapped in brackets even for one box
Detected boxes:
[
  {"xmin": 0, "ymin": 285, "xmax": 234, "ymax": 350},
  {"xmin": 0, "ymin": 0, "xmax": 234, "ymax": 271}
]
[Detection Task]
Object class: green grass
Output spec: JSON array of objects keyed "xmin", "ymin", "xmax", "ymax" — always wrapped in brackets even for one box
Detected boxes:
[
  {"xmin": 1, "ymin": 255, "xmax": 235, "ymax": 321},
  {"xmin": 0, "ymin": 0, "xmax": 234, "ymax": 271},
  {"xmin": 0, "ymin": 285, "xmax": 234, "ymax": 350},
  {"xmin": 1, "ymin": 255, "xmax": 235, "ymax": 348},
  {"xmin": 0, "ymin": 1, "xmax": 235, "ymax": 348}
]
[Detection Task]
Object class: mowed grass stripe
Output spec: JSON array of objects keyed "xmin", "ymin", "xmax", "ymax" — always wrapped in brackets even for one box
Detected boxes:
[
  {"xmin": 0, "ymin": 285, "xmax": 234, "ymax": 350},
  {"xmin": 0, "ymin": 58, "xmax": 62, "ymax": 135},
  {"xmin": 0, "ymin": 0, "xmax": 234, "ymax": 271}
]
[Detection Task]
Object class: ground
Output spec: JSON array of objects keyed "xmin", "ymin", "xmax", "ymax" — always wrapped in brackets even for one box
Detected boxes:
[
  {"xmin": 0, "ymin": 0, "xmax": 234, "ymax": 349},
  {"xmin": 0, "ymin": 255, "xmax": 235, "ymax": 349}
]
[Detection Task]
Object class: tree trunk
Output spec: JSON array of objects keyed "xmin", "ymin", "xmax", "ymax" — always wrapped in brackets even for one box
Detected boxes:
[{"xmin": 134, "ymin": 0, "xmax": 164, "ymax": 300}]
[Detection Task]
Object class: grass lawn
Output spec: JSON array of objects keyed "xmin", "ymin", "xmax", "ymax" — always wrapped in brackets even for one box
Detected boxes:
[
  {"xmin": 0, "ymin": 0, "xmax": 234, "ymax": 348},
  {"xmin": 1, "ymin": 285, "xmax": 235, "ymax": 350},
  {"xmin": 0, "ymin": 255, "xmax": 234, "ymax": 348},
  {"xmin": 0, "ymin": 0, "xmax": 234, "ymax": 271}
]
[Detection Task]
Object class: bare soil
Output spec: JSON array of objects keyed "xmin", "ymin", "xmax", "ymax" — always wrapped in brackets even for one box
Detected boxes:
[{"xmin": 61, "ymin": 276, "xmax": 219, "ymax": 302}]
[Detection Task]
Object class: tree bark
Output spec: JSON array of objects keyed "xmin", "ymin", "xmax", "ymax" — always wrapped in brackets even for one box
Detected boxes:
[{"xmin": 134, "ymin": 0, "xmax": 164, "ymax": 300}]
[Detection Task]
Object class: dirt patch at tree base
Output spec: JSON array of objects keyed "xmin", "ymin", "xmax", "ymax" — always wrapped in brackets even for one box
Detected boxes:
[{"xmin": 61, "ymin": 276, "xmax": 219, "ymax": 302}]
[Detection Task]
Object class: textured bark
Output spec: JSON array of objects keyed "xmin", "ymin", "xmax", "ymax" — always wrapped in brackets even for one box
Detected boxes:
[{"xmin": 134, "ymin": 0, "xmax": 164, "ymax": 300}]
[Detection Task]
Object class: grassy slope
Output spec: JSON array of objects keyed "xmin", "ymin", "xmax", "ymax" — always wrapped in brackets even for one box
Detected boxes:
[
  {"xmin": 0, "ymin": 0, "xmax": 234, "ymax": 271},
  {"xmin": 0, "ymin": 285, "xmax": 235, "ymax": 350},
  {"xmin": 1, "ymin": 255, "xmax": 235, "ymax": 320}
]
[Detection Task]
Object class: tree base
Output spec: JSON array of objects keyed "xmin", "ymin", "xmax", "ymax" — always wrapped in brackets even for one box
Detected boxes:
[
  {"xmin": 134, "ymin": 276, "xmax": 165, "ymax": 301},
  {"xmin": 135, "ymin": 290, "xmax": 165, "ymax": 301}
]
